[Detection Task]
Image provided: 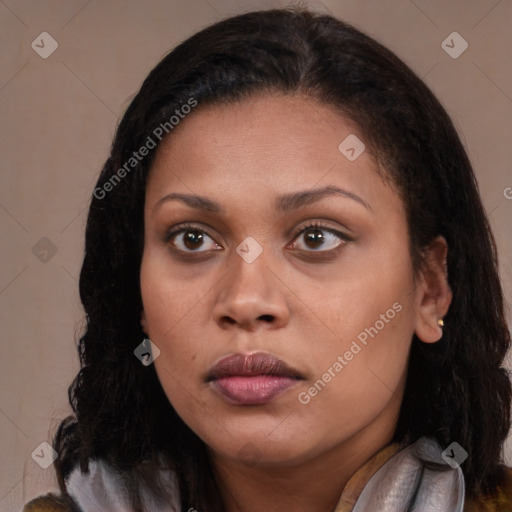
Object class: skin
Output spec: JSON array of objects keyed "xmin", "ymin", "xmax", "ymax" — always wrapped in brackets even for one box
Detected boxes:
[{"xmin": 140, "ymin": 93, "xmax": 452, "ymax": 512}]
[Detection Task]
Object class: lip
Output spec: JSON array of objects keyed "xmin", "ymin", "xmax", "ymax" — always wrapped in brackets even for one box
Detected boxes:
[{"xmin": 207, "ymin": 352, "xmax": 303, "ymax": 405}]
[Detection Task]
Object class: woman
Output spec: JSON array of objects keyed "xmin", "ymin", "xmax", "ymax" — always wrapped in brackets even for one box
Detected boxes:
[{"xmin": 24, "ymin": 7, "xmax": 512, "ymax": 512}]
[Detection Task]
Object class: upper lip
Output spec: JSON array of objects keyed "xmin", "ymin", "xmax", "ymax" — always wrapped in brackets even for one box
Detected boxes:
[{"xmin": 207, "ymin": 352, "xmax": 303, "ymax": 381}]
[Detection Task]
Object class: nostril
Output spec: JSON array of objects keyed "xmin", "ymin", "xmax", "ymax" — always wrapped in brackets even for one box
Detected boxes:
[{"xmin": 259, "ymin": 314, "xmax": 274, "ymax": 323}]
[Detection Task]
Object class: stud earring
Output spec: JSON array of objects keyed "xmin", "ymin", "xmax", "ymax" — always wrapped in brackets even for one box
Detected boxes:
[{"xmin": 437, "ymin": 318, "xmax": 444, "ymax": 327}]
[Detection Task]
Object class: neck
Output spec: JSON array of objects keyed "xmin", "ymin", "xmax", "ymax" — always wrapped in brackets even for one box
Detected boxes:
[{"xmin": 209, "ymin": 402, "xmax": 400, "ymax": 512}]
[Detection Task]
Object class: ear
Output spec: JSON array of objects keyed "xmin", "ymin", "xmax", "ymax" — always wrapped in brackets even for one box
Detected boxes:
[
  {"xmin": 414, "ymin": 236, "xmax": 452, "ymax": 343},
  {"xmin": 140, "ymin": 309, "xmax": 148, "ymax": 335}
]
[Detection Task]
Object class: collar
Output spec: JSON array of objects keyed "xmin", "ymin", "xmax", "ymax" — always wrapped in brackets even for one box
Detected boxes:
[
  {"xmin": 335, "ymin": 441, "xmax": 402, "ymax": 511},
  {"xmin": 335, "ymin": 436, "xmax": 465, "ymax": 511}
]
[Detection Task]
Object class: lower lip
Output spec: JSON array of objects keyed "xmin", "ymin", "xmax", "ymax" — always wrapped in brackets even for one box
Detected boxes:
[{"xmin": 211, "ymin": 375, "xmax": 299, "ymax": 405}]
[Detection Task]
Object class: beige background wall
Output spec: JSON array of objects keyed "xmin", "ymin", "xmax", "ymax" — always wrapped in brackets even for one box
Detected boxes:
[{"xmin": 0, "ymin": 0, "xmax": 511, "ymax": 509}]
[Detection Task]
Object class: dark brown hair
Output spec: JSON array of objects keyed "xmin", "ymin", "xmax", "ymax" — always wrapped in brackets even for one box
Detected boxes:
[{"xmin": 54, "ymin": 7, "xmax": 511, "ymax": 510}]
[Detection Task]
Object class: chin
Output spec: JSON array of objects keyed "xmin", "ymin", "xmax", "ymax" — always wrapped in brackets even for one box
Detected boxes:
[{"xmin": 207, "ymin": 432, "xmax": 319, "ymax": 468}]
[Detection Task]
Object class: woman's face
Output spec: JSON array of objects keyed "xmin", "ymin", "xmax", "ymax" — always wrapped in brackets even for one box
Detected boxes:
[{"xmin": 140, "ymin": 93, "xmax": 439, "ymax": 468}]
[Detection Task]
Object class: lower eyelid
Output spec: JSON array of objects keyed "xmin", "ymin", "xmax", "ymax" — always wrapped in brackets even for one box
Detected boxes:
[{"xmin": 290, "ymin": 243, "xmax": 346, "ymax": 261}]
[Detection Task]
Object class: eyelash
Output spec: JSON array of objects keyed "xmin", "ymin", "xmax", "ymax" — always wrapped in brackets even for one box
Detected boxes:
[{"xmin": 165, "ymin": 221, "xmax": 352, "ymax": 258}]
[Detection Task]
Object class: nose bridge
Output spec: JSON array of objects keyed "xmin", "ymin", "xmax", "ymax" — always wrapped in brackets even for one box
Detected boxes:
[
  {"xmin": 228, "ymin": 248, "xmax": 270, "ymax": 298},
  {"xmin": 212, "ymin": 244, "xmax": 289, "ymax": 330}
]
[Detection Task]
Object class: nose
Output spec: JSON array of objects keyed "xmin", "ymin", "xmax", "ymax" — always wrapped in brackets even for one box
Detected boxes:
[{"xmin": 212, "ymin": 251, "xmax": 290, "ymax": 332}]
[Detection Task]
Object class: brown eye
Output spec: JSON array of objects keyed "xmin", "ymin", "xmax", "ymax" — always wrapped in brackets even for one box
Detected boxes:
[
  {"xmin": 166, "ymin": 224, "xmax": 221, "ymax": 253},
  {"xmin": 182, "ymin": 230, "xmax": 205, "ymax": 250},
  {"xmin": 291, "ymin": 223, "xmax": 350, "ymax": 252},
  {"xmin": 303, "ymin": 228, "xmax": 325, "ymax": 249}
]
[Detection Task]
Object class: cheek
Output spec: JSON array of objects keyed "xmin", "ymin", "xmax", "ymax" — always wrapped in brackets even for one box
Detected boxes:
[
  {"xmin": 299, "ymin": 250, "xmax": 415, "ymax": 354},
  {"xmin": 294, "ymin": 300, "xmax": 412, "ymax": 441},
  {"xmin": 140, "ymin": 255, "xmax": 204, "ymax": 389},
  {"xmin": 140, "ymin": 248, "xmax": 210, "ymax": 338},
  {"xmin": 293, "ymin": 245, "xmax": 416, "ymax": 412},
  {"xmin": 147, "ymin": 306, "xmax": 208, "ymax": 422}
]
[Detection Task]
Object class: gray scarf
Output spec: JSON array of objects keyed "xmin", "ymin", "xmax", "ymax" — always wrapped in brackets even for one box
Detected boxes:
[
  {"xmin": 352, "ymin": 437, "xmax": 465, "ymax": 511},
  {"xmin": 66, "ymin": 436, "xmax": 465, "ymax": 511}
]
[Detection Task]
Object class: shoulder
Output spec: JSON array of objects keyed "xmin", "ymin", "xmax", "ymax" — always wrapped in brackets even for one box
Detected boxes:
[
  {"xmin": 22, "ymin": 493, "xmax": 78, "ymax": 512},
  {"xmin": 24, "ymin": 458, "xmax": 181, "ymax": 512},
  {"xmin": 66, "ymin": 457, "xmax": 180, "ymax": 511},
  {"xmin": 464, "ymin": 466, "xmax": 512, "ymax": 512}
]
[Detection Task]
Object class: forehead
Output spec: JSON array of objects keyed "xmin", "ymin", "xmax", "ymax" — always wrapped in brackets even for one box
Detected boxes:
[{"xmin": 145, "ymin": 93, "xmax": 399, "ymax": 217}]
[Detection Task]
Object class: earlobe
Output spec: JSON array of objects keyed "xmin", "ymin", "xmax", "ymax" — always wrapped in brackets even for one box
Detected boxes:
[
  {"xmin": 141, "ymin": 310, "xmax": 148, "ymax": 334},
  {"xmin": 414, "ymin": 236, "xmax": 453, "ymax": 344}
]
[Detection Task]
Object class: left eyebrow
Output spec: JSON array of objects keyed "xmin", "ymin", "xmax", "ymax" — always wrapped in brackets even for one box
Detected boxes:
[
  {"xmin": 153, "ymin": 185, "xmax": 371, "ymax": 214},
  {"xmin": 275, "ymin": 185, "xmax": 372, "ymax": 212}
]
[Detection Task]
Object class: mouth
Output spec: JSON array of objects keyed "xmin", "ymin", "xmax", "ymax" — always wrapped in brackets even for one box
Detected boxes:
[{"xmin": 206, "ymin": 352, "xmax": 304, "ymax": 405}]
